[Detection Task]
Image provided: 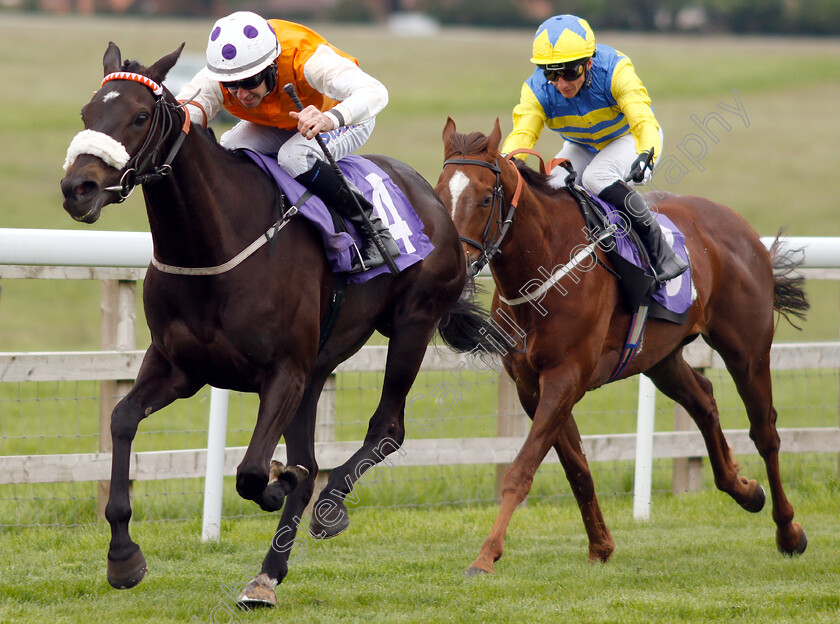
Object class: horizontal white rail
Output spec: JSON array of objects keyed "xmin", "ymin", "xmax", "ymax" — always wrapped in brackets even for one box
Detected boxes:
[
  {"xmin": 0, "ymin": 229, "xmax": 152, "ymax": 267},
  {"xmin": 1, "ymin": 229, "xmax": 840, "ymax": 268}
]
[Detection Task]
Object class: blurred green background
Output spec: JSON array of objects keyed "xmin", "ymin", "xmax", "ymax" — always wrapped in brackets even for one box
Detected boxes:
[{"xmin": 1, "ymin": 13, "xmax": 840, "ymax": 351}]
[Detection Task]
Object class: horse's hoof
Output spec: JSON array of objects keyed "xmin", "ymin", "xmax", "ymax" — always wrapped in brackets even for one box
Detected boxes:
[
  {"xmin": 107, "ymin": 548, "xmax": 147, "ymax": 589},
  {"xmin": 309, "ymin": 498, "xmax": 350, "ymax": 539},
  {"xmin": 269, "ymin": 461, "xmax": 309, "ymax": 488},
  {"xmin": 236, "ymin": 574, "xmax": 277, "ymax": 609},
  {"xmin": 741, "ymin": 483, "xmax": 766, "ymax": 513},
  {"xmin": 465, "ymin": 566, "xmax": 491, "ymax": 578},
  {"xmin": 778, "ymin": 523, "xmax": 808, "ymax": 556}
]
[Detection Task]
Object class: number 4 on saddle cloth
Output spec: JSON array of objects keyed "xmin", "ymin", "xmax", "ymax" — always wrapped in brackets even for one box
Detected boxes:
[{"xmin": 244, "ymin": 150, "xmax": 435, "ymax": 283}]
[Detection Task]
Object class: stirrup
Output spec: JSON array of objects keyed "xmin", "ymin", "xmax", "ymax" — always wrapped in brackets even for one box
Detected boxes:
[{"xmin": 653, "ymin": 255, "xmax": 688, "ymax": 284}]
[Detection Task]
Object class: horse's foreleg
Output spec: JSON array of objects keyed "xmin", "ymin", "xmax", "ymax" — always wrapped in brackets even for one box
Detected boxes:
[
  {"xmin": 467, "ymin": 366, "xmax": 581, "ymax": 576},
  {"xmin": 516, "ymin": 385, "xmax": 613, "ymax": 562},
  {"xmin": 555, "ymin": 415, "xmax": 615, "ymax": 562},
  {"xmin": 106, "ymin": 348, "xmax": 193, "ymax": 589},
  {"xmin": 236, "ymin": 382, "xmax": 322, "ymax": 608},
  {"xmin": 236, "ymin": 365, "xmax": 307, "ymax": 503}
]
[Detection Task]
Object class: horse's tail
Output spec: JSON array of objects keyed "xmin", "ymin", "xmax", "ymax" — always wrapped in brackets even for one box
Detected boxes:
[
  {"xmin": 769, "ymin": 229, "xmax": 809, "ymax": 330},
  {"xmin": 437, "ymin": 292, "xmax": 510, "ymax": 355}
]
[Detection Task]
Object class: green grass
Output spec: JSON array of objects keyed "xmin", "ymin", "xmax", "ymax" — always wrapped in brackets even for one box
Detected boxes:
[{"xmin": 0, "ymin": 483, "xmax": 838, "ymax": 623}]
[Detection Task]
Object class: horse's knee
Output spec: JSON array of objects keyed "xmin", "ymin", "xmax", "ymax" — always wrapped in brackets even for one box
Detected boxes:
[
  {"xmin": 236, "ymin": 464, "xmax": 269, "ymax": 501},
  {"xmin": 364, "ymin": 421, "xmax": 405, "ymax": 450},
  {"xmin": 109, "ymin": 401, "xmax": 142, "ymax": 442}
]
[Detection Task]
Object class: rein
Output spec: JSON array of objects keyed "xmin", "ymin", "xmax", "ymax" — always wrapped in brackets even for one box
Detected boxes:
[
  {"xmin": 442, "ymin": 155, "xmax": 525, "ymax": 275},
  {"xmin": 96, "ymin": 71, "xmax": 297, "ymax": 277},
  {"xmin": 100, "ymin": 72, "xmax": 192, "ymax": 202},
  {"xmin": 445, "ymin": 149, "xmax": 618, "ymax": 307}
]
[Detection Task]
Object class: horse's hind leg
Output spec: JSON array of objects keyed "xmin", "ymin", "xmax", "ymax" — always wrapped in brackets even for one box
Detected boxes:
[
  {"xmin": 707, "ymin": 337, "xmax": 807, "ymax": 555},
  {"xmin": 645, "ymin": 350, "xmax": 767, "ymax": 512},
  {"xmin": 309, "ymin": 320, "xmax": 436, "ymax": 538}
]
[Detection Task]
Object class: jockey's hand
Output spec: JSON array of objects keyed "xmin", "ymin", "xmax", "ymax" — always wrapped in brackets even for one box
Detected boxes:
[
  {"xmin": 628, "ymin": 149, "xmax": 655, "ymax": 183},
  {"xmin": 289, "ymin": 105, "xmax": 335, "ymax": 140}
]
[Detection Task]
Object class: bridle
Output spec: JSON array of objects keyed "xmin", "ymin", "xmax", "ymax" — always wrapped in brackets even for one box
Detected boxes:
[
  {"xmin": 100, "ymin": 71, "xmax": 193, "ymax": 202},
  {"xmin": 442, "ymin": 154, "xmax": 525, "ymax": 276}
]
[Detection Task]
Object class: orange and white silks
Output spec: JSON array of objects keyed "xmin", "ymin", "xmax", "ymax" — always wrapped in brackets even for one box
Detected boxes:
[{"xmin": 221, "ymin": 20, "xmax": 358, "ymax": 130}]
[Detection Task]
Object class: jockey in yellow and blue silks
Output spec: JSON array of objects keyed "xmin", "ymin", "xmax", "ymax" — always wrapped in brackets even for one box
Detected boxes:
[{"xmin": 503, "ymin": 15, "xmax": 687, "ymax": 284}]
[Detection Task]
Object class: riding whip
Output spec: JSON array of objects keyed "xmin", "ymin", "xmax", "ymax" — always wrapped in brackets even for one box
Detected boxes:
[{"xmin": 283, "ymin": 83, "xmax": 400, "ymax": 276}]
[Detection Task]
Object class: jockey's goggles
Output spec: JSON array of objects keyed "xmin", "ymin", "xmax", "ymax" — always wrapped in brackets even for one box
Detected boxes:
[
  {"xmin": 222, "ymin": 72, "xmax": 266, "ymax": 91},
  {"xmin": 540, "ymin": 59, "xmax": 588, "ymax": 82}
]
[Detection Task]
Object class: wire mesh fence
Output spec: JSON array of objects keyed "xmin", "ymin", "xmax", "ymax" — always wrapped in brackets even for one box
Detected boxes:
[{"xmin": 1, "ymin": 364, "xmax": 837, "ymax": 528}]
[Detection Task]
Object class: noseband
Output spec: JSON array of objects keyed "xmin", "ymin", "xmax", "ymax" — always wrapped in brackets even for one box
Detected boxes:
[
  {"xmin": 442, "ymin": 156, "xmax": 524, "ymax": 275},
  {"xmin": 100, "ymin": 72, "xmax": 192, "ymax": 202}
]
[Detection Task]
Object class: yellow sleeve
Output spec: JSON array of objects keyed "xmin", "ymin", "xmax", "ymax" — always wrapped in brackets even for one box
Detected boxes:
[
  {"xmin": 611, "ymin": 58, "xmax": 662, "ymax": 162},
  {"xmin": 501, "ymin": 82, "xmax": 546, "ymax": 160}
]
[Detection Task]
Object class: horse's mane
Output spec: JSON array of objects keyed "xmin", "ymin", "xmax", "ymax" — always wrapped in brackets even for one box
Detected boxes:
[
  {"xmin": 512, "ymin": 159, "xmax": 559, "ymax": 196},
  {"xmin": 450, "ymin": 131, "xmax": 561, "ymax": 197}
]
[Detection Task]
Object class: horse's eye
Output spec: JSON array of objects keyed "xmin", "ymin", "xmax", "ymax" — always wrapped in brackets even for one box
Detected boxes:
[
  {"xmin": 132, "ymin": 112, "xmax": 150, "ymax": 126},
  {"xmin": 479, "ymin": 196, "xmax": 493, "ymax": 208}
]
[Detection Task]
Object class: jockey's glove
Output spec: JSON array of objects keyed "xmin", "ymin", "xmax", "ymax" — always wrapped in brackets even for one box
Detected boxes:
[{"xmin": 628, "ymin": 149, "xmax": 655, "ymax": 183}]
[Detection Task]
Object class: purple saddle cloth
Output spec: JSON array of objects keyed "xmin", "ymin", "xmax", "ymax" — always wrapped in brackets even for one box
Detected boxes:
[
  {"xmin": 244, "ymin": 151, "xmax": 434, "ymax": 284},
  {"xmin": 591, "ymin": 193, "xmax": 693, "ymax": 315}
]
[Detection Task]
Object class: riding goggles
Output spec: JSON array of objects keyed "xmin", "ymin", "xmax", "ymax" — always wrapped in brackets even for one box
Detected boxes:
[
  {"xmin": 540, "ymin": 60, "xmax": 588, "ymax": 82},
  {"xmin": 222, "ymin": 72, "xmax": 265, "ymax": 91}
]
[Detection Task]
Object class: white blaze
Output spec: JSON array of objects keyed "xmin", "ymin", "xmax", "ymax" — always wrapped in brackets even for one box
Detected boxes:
[{"xmin": 447, "ymin": 170, "xmax": 470, "ymax": 219}]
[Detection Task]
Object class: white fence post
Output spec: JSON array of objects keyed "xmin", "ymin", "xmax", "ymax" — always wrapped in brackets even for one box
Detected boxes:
[
  {"xmin": 202, "ymin": 387, "xmax": 230, "ymax": 542},
  {"xmin": 633, "ymin": 374, "xmax": 656, "ymax": 521}
]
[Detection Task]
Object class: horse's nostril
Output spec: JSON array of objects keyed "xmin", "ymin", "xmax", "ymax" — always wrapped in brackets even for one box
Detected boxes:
[
  {"xmin": 77, "ymin": 181, "xmax": 96, "ymax": 198},
  {"xmin": 61, "ymin": 177, "xmax": 98, "ymax": 200}
]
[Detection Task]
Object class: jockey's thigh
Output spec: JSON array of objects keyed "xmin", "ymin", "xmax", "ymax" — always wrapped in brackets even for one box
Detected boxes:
[
  {"xmin": 276, "ymin": 119, "xmax": 376, "ymax": 177},
  {"xmin": 579, "ymin": 127, "xmax": 665, "ymax": 195},
  {"xmin": 547, "ymin": 142, "xmax": 595, "ymax": 189},
  {"xmin": 219, "ymin": 121, "xmax": 294, "ymax": 154}
]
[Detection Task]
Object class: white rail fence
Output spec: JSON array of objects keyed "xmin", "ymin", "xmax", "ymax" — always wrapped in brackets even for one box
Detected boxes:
[{"xmin": 2, "ymin": 229, "xmax": 839, "ymax": 535}]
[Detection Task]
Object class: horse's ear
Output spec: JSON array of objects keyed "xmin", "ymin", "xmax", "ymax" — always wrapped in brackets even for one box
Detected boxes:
[
  {"xmin": 488, "ymin": 118, "xmax": 502, "ymax": 154},
  {"xmin": 148, "ymin": 42, "xmax": 185, "ymax": 84},
  {"xmin": 442, "ymin": 117, "xmax": 457, "ymax": 153},
  {"xmin": 103, "ymin": 42, "xmax": 122, "ymax": 75}
]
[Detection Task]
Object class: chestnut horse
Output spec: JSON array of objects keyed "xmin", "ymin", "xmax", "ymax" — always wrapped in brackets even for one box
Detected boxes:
[
  {"xmin": 436, "ymin": 118, "xmax": 810, "ymax": 576},
  {"xmin": 60, "ymin": 44, "xmax": 503, "ymax": 605}
]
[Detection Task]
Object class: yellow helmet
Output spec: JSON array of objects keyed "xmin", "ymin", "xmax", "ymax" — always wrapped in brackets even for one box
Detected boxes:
[{"xmin": 530, "ymin": 15, "xmax": 596, "ymax": 65}]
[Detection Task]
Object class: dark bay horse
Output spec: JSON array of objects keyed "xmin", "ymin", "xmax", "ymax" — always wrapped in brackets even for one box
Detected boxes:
[
  {"xmin": 436, "ymin": 118, "xmax": 810, "ymax": 576},
  {"xmin": 60, "ymin": 44, "xmax": 502, "ymax": 604}
]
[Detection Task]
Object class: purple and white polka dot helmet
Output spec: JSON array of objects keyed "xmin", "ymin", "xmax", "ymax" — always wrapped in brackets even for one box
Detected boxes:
[{"xmin": 205, "ymin": 11, "xmax": 279, "ymax": 82}]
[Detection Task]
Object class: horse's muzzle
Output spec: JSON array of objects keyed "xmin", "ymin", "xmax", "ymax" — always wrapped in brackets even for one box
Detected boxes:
[{"xmin": 60, "ymin": 169, "xmax": 107, "ymax": 223}]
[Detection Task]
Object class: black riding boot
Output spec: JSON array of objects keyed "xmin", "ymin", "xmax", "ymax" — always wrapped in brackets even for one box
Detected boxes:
[
  {"xmin": 599, "ymin": 180, "xmax": 688, "ymax": 284},
  {"xmin": 295, "ymin": 160, "xmax": 400, "ymax": 273}
]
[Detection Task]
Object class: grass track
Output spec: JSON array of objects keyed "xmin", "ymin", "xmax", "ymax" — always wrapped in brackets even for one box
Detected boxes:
[{"xmin": 1, "ymin": 484, "xmax": 839, "ymax": 623}]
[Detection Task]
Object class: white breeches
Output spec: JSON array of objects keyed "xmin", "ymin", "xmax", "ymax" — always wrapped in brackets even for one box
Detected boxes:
[
  {"xmin": 219, "ymin": 118, "xmax": 376, "ymax": 177},
  {"xmin": 548, "ymin": 127, "xmax": 664, "ymax": 195}
]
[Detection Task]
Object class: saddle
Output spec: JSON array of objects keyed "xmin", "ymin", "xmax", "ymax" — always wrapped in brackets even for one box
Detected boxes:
[{"xmin": 242, "ymin": 150, "xmax": 436, "ymax": 351}]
